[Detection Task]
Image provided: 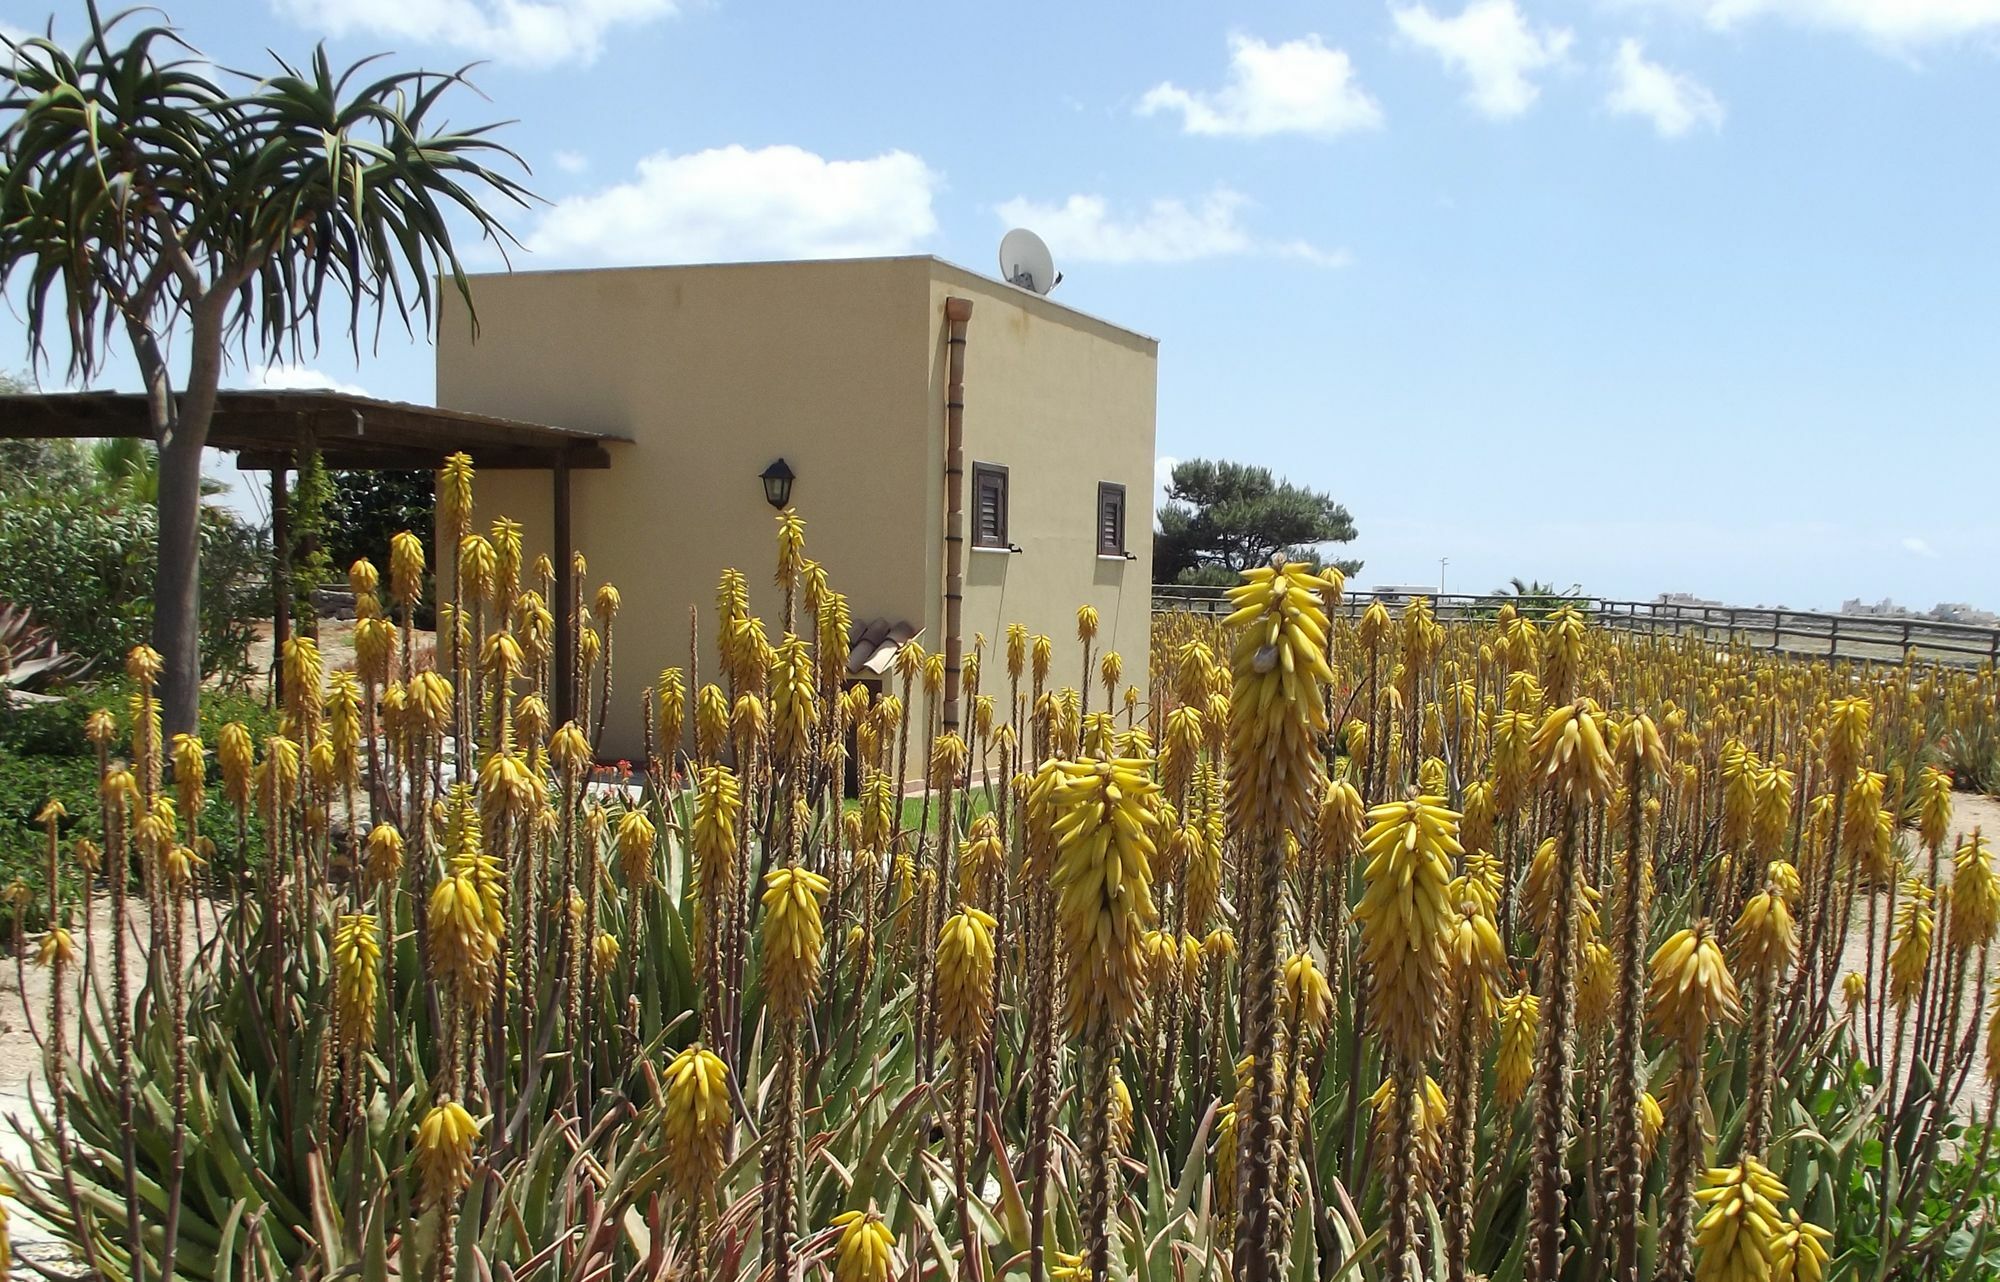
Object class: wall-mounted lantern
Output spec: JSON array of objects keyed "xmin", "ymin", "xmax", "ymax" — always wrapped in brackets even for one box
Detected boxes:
[{"xmin": 759, "ymin": 457, "xmax": 795, "ymax": 510}]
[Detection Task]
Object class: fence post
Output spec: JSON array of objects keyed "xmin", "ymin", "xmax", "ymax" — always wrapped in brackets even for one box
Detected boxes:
[{"xmin": 1828, "ymin": 615, "xmax": 1840, "ymax": 660}]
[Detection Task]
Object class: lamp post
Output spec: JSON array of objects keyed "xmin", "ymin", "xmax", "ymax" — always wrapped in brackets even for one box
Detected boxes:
[{"xmin": 760, "ymin": 458, "xmax": 795, "ymax": 510}]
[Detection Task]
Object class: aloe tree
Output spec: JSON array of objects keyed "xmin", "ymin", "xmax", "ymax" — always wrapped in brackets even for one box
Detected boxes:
[{"xmin": 0, "ymin": 4, "xmax": 530, "ymax": 732}]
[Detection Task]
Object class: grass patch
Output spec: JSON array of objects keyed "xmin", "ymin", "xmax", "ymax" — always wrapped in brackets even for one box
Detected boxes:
[{"xmin": 0, "ymin": 680, "xmax": 276, "ymax": 935}]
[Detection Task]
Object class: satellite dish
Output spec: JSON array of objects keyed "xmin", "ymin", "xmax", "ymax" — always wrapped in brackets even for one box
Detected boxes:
[{"xmin": 999, "ymin": 228, "xmax": 1060, "ymax": 295}]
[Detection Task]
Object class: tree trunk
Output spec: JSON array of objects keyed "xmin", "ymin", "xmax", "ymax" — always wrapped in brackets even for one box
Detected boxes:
[
  {"xmin": 154, "ymin": 433, "xmax": 205, "ymax": 733},
  {"xmin": 139, "ymin": 307, "xmax": 223, "ymax": 737}
]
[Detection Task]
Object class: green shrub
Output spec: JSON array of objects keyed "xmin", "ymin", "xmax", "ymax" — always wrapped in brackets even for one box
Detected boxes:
[
  {"xmin": 0, "ymin": 681, "xmax": 277, "ymax": 933},
  {"xmin": 0, "ymin": 487, "xmax": 269, "ymax": 682}
]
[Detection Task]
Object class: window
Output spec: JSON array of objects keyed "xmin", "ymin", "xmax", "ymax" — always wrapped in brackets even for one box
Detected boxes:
[
  {"xmin": 972, "ymin": 462, "xmax": 1009, "ymax": 549},
  {"xmin": 1097, "ymin": 481, "xmax": 1127, "ymax": 556}
]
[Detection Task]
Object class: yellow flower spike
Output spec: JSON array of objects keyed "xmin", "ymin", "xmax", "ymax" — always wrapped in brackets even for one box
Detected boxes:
[
  {"xmin": 1770, "ymin": 1210, "xmax": 1832, "ymax": 1282},
  {"xmin": 654, "ymin": 667, "xmax": 687, "ymax": 749},
  {"xmin": 411, "ymin": 1098, "xmax": 481, "ymax": 1208},
  {"xmin": 936, "ymin": 905, "xmax": 998, "ymax": 1048},
  {"xmin": 1281, "ymin": 952, "xmax": 1333, "ymax": 1043},
  {"xmin": 695, "ymin": 684, "xmax": 730, "ymax": 761},
  {"xmin": 1888, "ymin": 878, "xmax": 1935, "ymax": 1010},
  {"xmin": 760, "ymin": 864, "xmax": 831, "ymax": 1021},
  {"xmin": 1354, "ymin": 796, "xmax": 1461, "ymax": 1064},
  {"xmin": 615, "ymin": 808, "xmax": 658, "ymax": 889},
  {"xmin": 169, "ymin": 733, "xmax": 205, "ymax": 811},
  {"xmin": 592, "ymin": 931, "xmax": 620, "ymax": 978},
  {"xmin": 1916, "ymin": 765, "xmax": 1954, "ymax": 852},
  {"xmin": 1732, "ymin": 884, "xmax": 1798, "ymax": 981},
  {"xmin": 408, "ymin": 672, "xmax": 454, "ymax": 738},
  {"xmin": 1693, "ymin": 1156, "xmax": 1786, "ymax": 1282},
  {"xmin": 1824, "ymin": 696, "xmax": 1871, "ymax": 780},
  {"xmin": 1223, "ymin": 557, "xmax": 1337, "ymax": 839},
  {"xmin": 1766, "ymin": 859, "xmax": 1802, "ymax": 904},
  {"xmin": 1528, "ymin": 699, "xmax": 1616, "ymax": 808},
  {"xmin": 1076, "ymin": 604, "xmax": 1099, "ymax": 644},
  {"xmin": 1445, "ymin": 891, "xmax": 1510, "ymax": 1035},
  {"xmin": 1950, "ymin": 833, "xmax": 1998, "ymax": 955},
  {"xmin": 34, "ymin": 927, "xmax": 77, "ymax": 969},
  {"xmin": 1638, "ymin": 1090, "xmax": 1665, "ymax": 1162},
  {"xmin": 659, "ymin": 1042, "xmax": 732, "ymax": 1205},
  {"xmin": 332, "ymin": 913, "xmax": 380, "ymax": 1050},
  {"xmin": 774, "ymin": 509, "xmax": 807, "ymax": 587},
  {"xmin": 364, "ymin": 822, "xmax": 404, "ymax": 893},
  {"xmin": 1648, "ymin": 922, "xmax": 1743, "ymax": 1052},
  {"xmin": 770, "ymin": 634, "xmax": 818, "ymax": 764},
  {"xmin": 1842, "ymin": 970, "xmax": 1868, "ymax": 1011},
  {"xmin": 125, "ymin": 643, "xmax": 163, "ymax": 688},
  {"xmin": 930, "ymin": 732, "xmax": 968, "ymax": 790},
  {"xmin": 1366, "ymin": 1073, "xmax": 1449, "ymax": 1193},
  {"xmin": 84, "ymin": 707, "xmax": 117, "ymax": 747},
  {"xmin": 1577, "ymin": 935, "xmax": 1617, "ymax": 1034},
  {"xmin": 437, "ymin": 452, "xmax": 475, "ymax": 538},
  {"xmin": 457, "ymin": 533, "xmax": 496, "ymax": 607},
  {"xmin": 1048, "ymin": 755, "xmax": 1161, "ymax": 1035},
  {"xmin": 957, "ymin": 814, "xmax": 1003, "ymax": 902},
  {"xmin": 829, "ymin": 1209, "xmax": 897, "ymax": 1282},
  {"xmin": 549, "ymin": 721, "xmax": 592, "ymax": 776},
  {"xmin": 428, "ymin": 863, "xmax": 498, "ymax": 1011},
  {"xmin": 1494, "ymin": 989, "xmax": 1539, "ymax": 1108}
]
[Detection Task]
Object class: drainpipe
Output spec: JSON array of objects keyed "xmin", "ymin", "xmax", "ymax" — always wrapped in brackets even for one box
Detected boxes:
[{"xmin": 941, "ymin": 296, "xmax": 974, "ymax": 735}]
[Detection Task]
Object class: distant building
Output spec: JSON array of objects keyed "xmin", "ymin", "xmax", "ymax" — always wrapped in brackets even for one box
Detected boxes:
[
  {"xmin": 1365, "ymin": 585, "xmax": 1440, "ymax": 607},
  {"xmin": 1840, "ymin": 597, "xmax": 1909, "ymax": 617},
  {"xmin": 1658, "ymin": 592, "xmax": 1722, "ymax": 608},
  {"xmin": 1930, "ymin": 603, "xmax": 1999, "ymax": 626}
]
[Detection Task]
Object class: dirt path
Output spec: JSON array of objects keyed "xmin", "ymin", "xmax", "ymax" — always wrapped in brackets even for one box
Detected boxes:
[
  {"xmin": 0, "ymin": 896, "xmax": 218, "ymax": 1276},
  {"xmin": 1835, "ymin": 791, "xmax": 2000, "ymax": 1122}
]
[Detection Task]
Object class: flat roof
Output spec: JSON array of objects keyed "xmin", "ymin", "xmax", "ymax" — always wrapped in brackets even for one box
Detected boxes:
[
  {"xmin": 463, "ymin": 254, "xmax": 1160, "ymax": 347},
  {"xmin": 0, "ymin": 390, "xmax": 630, "ymax": 470}
]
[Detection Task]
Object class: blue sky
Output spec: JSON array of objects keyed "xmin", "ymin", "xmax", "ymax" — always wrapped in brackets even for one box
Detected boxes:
[{"xmin": 4, "ymin": 0, "xmax": 1997, "ymax": 610}]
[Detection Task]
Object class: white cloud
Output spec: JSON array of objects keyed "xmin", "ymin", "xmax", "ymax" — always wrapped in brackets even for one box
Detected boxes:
[
  {"xmin": 993, "ymin": 189, "xmax": 1346, "ymax": 267},
  {"xmin": 1902, "ymin": 536, "xmax": 1940, "ymax": 558},
  {"xmin": 248, "ymin": 363, "xmax": 371, "ymax": 397},
  {"xmin": 1605, "ymin": 39, "xmax": 1724, "ymax": 136},
  {"xmin": 1138, "ymin": 34, "xmax": 1384, "ymax": 138},
  {"xmin": 553, "ymin": 150, "xmax": 589, "ymax": 174},
  {"xmin": 527, "ymin": 145, "xmax": 941, "ymax": 266},
  {"xmin": 270, "ymin": 0, "xmax": 676, "ymax": 68},
  {"xmin": 1620, "ymin": 0, "xmax": 2000, "ymax": 45},
  {"xmin": 1392, "ymin": 0, "xmax": 1573, "ymax": 118}
]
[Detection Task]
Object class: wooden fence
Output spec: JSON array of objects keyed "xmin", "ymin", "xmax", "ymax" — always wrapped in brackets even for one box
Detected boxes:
[{"xmin": 1151, "ymin": 588, "xmax": 2000, "ymax": 670}]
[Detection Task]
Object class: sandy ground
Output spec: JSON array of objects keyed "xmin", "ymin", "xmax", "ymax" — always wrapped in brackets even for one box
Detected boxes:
[
  {"xmin": 0, "ymin": 896, "xmax": 218, "ymax": 1275},
  {"xmin": 240, "ymin": 616, "xmax": 438, "ymax": 696},
  {"xmin": 1834, "ymin": 791, "xmax": 2000, "ymax": 1123}
]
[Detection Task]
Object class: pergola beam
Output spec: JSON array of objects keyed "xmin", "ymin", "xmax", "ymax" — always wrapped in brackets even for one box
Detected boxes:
[{"xmin": 0, "ymin": 391, "xmax": 628, "ymax": 469}]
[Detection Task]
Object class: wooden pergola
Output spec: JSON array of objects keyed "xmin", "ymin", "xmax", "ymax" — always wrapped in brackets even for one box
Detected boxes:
[{"xmin": 0, "ymin": 389, "xmax": 630, "ymax": 724}]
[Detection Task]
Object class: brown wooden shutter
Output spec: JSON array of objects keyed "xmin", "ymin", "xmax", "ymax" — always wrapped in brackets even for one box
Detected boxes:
[
  {"xmin": 1098, "ymin": 482, "xmax": 1126, "ymax": 555},
  {"xmin": 972, "ymin": 463, "xmax": 1008, "ymax": 548}
]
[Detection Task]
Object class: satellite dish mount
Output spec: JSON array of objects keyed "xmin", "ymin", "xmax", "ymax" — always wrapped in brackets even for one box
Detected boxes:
[{"xmin": 999, "ymin": 228, "xmax": 1061, "ymax": 295}]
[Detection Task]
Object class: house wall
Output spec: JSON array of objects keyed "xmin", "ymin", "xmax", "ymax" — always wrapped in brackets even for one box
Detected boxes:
[
  {"xmin": 433, "ymin": 256, "xmax": 1158, "ymax": 775},
  {"xmin": 922, "ymin": 262, "xmax": 1159, "ymax": 738},
  {"xmin": 436, "ymin": 259, "xmax": 935, "ymax": 763}
]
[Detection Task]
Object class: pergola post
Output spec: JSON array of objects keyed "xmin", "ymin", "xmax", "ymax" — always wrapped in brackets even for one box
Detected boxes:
[
  {"xmin": 552, "ymin": 456, "xmax": 577, "ymax": 728},
  {"xmin": 271, "ymin": 460, "xmax": 292, "ymax": 700}
]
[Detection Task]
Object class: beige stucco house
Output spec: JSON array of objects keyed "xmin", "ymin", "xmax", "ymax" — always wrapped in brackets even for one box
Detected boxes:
[{"xmin": 436, "ymin": 255, "xmax": 1158, "ymax": 773}]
